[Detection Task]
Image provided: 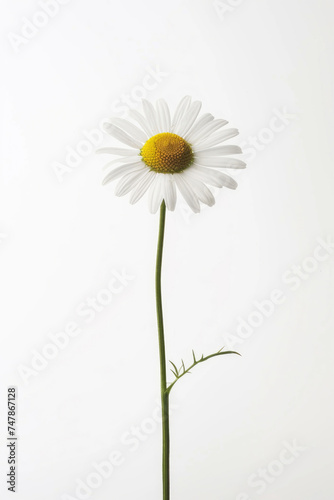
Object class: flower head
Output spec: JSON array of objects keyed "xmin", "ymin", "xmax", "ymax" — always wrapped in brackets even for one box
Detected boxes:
[{"xmin": 98, "ymin": 96, "xmax": 245, "ymax": 213}]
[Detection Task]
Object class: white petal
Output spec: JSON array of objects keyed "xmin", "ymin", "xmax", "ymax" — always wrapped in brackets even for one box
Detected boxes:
[
  {"xmin": 104, "ymin": 123, "xmax": 142, "ymax": 148},
  {"xmin": 102, "ymin": 156, "xmax": 140, "ymax": 170},
  {"xmin": 194, "ymin": 145, "xmax": 242, "ymax": 156},
  {"xmin": 102, "ymin": 162, "xmax": 145, "ymax": 185},
  {"xmin": 163, "ymin": 174, "xmax": 177, "ymax": 211},
  {"xmin": 129, "ymin": 170, "xmax": 156, "ymax": 204},
  {"xmin": 213, "ymin": 171, "xmax": 238, "ymax": 189},
  {"xmin": 148, "ymin": 175, "xmax": 164, "ymax": 214},
  {"xmin": 142, "ymin": 99, "xmax": 159, "ymax": 135},
  {"xmin": 174, "ymin": 101, "xmax": 202, "ymax": 137},
  {"xmin": 171, "ymin": 96, "xmax": 191, "ymax": 132},
  {"xmin": 109, "ymin": 118, "xmax": 147, "ymax": 143},
  {"xmin": 156, "ymin": 99, "xmax": 171, "ymax": 133},
  {"xmin": 188, "ymin": 166, "xmax": 238, "ymax": 190},
  {"xmin": 190, "ymin": 119, "xmax": 228, "ymax": 145},
  {"xmin": 97, "ymin": 147, "xmax": 139, "ymax": 155},
  {"xmin": 182, "ymin": 171, "xmax": 215, "ymax": 206},
  {"xmin": 193, "ymin": 129, "xmax": 239, "ymax": 150},
  {"xmin": 184, "ymin": 113, "xmax": 214, "ymax": 141},
  {"xmin": 115, "ymin": 170, "xmax": 147, "ymax": 196},
  {"xmin": 174, "ymin": 173, "xmax": 200, "ymax": 213},
  {"xmin": 194, "ymin": 157, "xmax": 246, "ymax": 169},
  {"xmin": 128, "ymin": 109, "xmax": 154, "ymax": 137}
]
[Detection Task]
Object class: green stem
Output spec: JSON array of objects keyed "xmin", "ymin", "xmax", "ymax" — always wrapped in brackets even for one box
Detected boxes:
[
  {"xmin": 155, "ymin": 200, "xmax": 170, "ymax": 500},
  {"xmin": 166, "ymin": 349, "xmax": 241, "ymax": 394}
]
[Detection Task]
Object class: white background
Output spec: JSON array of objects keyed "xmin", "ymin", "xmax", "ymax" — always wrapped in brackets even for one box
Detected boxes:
[{"xmin": 1, "ymin": 0, "xmax": 334, "ymax": 499}]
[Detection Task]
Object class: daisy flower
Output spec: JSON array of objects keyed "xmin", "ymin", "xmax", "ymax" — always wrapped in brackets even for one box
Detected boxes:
[{"xmin": 98, "ymin": 96, "xmax": 245, "ymax": 213}]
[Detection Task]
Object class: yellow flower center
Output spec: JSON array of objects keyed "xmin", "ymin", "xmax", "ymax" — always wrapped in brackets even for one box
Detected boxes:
[{"xmin": 140, "ymin": 133, "xmax": 194, "ymax": 173}]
